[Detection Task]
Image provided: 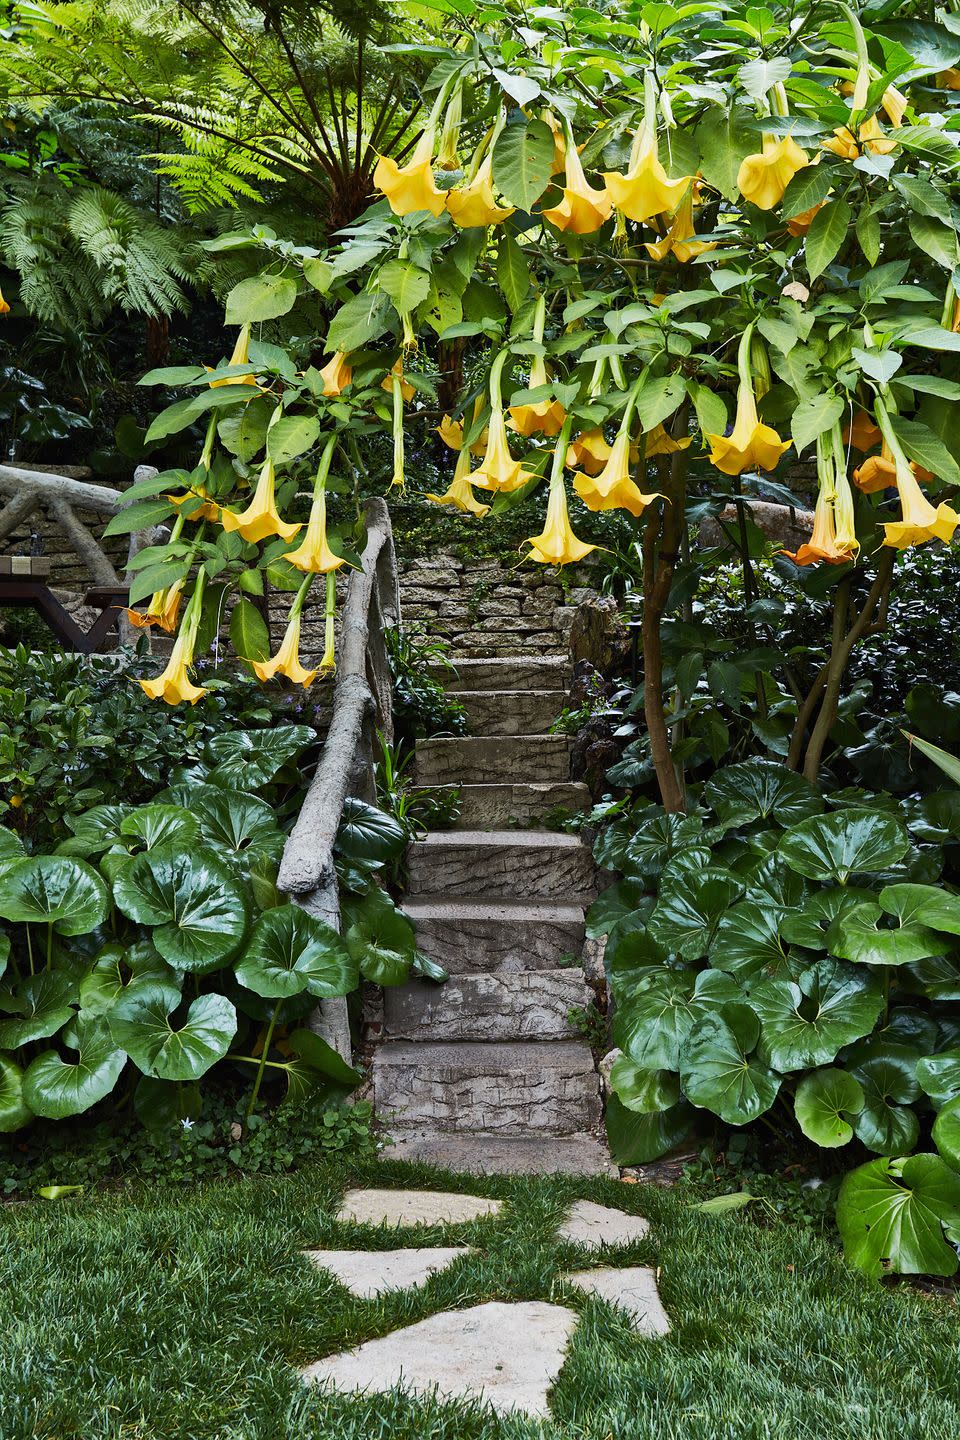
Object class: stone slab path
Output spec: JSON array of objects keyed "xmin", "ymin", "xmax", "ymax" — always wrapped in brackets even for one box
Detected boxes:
[
  {"xmin": 299, "ymin": 1186, "xmax": 670, "ymax": 1419},
  {"xmin": 371, "ymin": 655, "xmax": 612, "ymax": 1176}
]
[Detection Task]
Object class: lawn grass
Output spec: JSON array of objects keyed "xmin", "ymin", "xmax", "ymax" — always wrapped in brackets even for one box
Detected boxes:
[{"xmin": 1, "ymin": 1156, "xmax": 957, "ymax": 1440}]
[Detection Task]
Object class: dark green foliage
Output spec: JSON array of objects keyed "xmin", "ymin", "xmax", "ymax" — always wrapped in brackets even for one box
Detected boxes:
[{"xmin": 385, "ymin": 626, "xmax": 467, "ymax": 743}]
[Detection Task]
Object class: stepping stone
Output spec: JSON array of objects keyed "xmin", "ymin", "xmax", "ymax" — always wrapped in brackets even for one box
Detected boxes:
[
  {"xmin": 337, "ymin": 1187, "xmax": 502, "ymax": 1228},
  {"xmin": 301, "ymin": 1299, "xmax": 577, "ymax": 1417},
  {"xmin": 565, "ymin": 1266, "xmax": 670, "ymax": 1336},
  {"xmin": 304, "ymin": 1247, "xmax": 471, "ymax": 1298},
  {"xmin": 557, "ymin": 1199, "xmax": 650, "ymax": 1250}
]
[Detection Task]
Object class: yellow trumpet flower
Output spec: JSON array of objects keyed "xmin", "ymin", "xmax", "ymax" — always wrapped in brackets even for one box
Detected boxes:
[
  {"xmin": 737, "ymin": 136, "xmax": 808, "ymax": 210},
  {"xmin": 643, "ymin": 185, "xmax": 715, "ymax": 263},
  {"xmin": 639, "ymin": 424, "xmax": 693, "ymax": 458},
  {"xmin": 373, "ymin": 127, "xmax": 446, "ymax": 218},
  {"xmin": 0, "ymin": 287, "xmax": 11, "ymax": 316},
  {"xmin": 543, "ymin": 109, "xmax": 567, "ymax": 174},
  {"xmin": 446, "ymin": 154, "xmax": 515, "ymax": 228},
  {"xmin": 509, "ymin": 354, "xmax": 566, "ymax": 438},
  {"xmin": 938, "ymin": 69, "xmax": 960, "ymax": 91},
  {"xmin": 126, "ymin": 578, "xmax": 184, "ymax": 634},
  {"xmin": 566, "ymin": 428, "xmax": 612, "ymax": 476},
  {"xmin": 285, "ymin": 455, "xmax": 345, "ymax": 574},
  {"xmin": 168, "ymin": 486, "xmax": 219, "ymax": 523},
  {"xmin": 782, "ymin": 486, "xmax": 849, "ymax": 566},
  {"xmin": 706, "ymin": 327, "xmax": 791, "ymax": 475},
  {"xmin": 786, "ymin": 201, "xmax": 824, "ymax": 237},
  {"xmin": 139, "ymin": 576, "xmax": 208, "ymax": 706},
  {"xmin": 882, "ymin": 86, "xmax": 907, "ymax": 127},
  {"xmin": 220, "ymin": 456, "xmax": 301, "ymax": 544},
  {"xmin": 573, "ymin": 429, "xmax": 661, "ymax": 518},
  {"xmin": 875, "ymin": 403, "xmax": 960, "ymax": 548},
  {"xmin": 437, "ymin": 414, "xmax": 464, "ymax": 450},
  {"xmin": 784, "ymin": 429, "xmax": 857, "ymax": 565},
  {"xmin": 381, "ymin": 360, "xmax": 414, "ymax": 403},
  {"xmin": 466, "ymin": 409, "xmax": 532, "ymax": 492},
  {"xmin": 543, "ymin": 135, "xmax": 612, "ymax": 235},
  {"xmin": 426, "ymin": 446, "xmax": 491, "ymax": 517},
  {"xmin": 823, "ymin": 116, "xmax": 895, "ymax": 159},
  {"xmin": 605, "ymin": 127, "xmax": 692, "ymax": 224},
  {"xmin": 525, "ymin": 455, "xmax": 596, "ymax": 567},
  {"xmin": 319, "ymin": 351, "xmax": 352, "ymax": 397},
  {"xmin": 845, "ymin": 411, "xmax": 883, "ymax": 453},
  {"xmin": 209, "ymin": 324, "xmax": 256, "ymax": 388},
  {"xmin": 253, "ymin": 596, "xmax": 318, "ymax": 688}
]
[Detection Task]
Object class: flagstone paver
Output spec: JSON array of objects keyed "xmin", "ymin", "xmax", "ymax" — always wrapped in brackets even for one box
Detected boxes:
[
  {"xmin": 301, "ymin": 1299, "xmax": 578, "ymax": 1417},
  {"xmin": 337, "ymin": 1187, "xmax": 502, "ymax": 1227},
  {"xmin": 557, "ymin": 1199, "xmax": 651, "ymax": 1250},
  {"xmin": 304, "ymin": 1246, "xmax": 472, "ymax": 1298},
  {"xmin": 564, "ymin": 1265, "xmax": 670, "ymax": 1336}
]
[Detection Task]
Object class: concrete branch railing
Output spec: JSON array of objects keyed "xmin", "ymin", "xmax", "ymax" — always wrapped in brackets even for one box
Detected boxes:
[{"xmin": 277, "ymin": 496, "xmax": 399, "ymax": 1060}]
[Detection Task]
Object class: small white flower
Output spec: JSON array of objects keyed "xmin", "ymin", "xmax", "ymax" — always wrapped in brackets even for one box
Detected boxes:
[{"xmin": 180, "ymin": 1117, "xmax": 195, "ymax": 1131}]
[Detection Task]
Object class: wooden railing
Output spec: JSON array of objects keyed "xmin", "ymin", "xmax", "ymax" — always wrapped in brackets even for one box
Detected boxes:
[{"xmin": 277, "ymin": 497, "xmax": 399, "ymax": 1061}]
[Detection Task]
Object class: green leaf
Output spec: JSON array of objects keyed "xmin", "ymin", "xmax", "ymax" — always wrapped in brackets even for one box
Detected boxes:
[
  {"xmin": 777, "ymin": 808, "xmax": 909, "ymax": 883},
  {"xmin": 917, "ymin": 1048, "xmax": 960, "ymax": 1108},
  {"xmin": 889, "ymin": 416, "xmax": 960, "ymax": 488},
  {"xmin": 344, "ymin": 893, "xmax": 415, "ymax": 986},
  {"xmin": 133, "ymin": 1075, "xmax": 201, "ymax": 1131},
  {"xmin": 0, "ymin": 1057, "xmax": 30, "ymax": 1132},
  {"xmin": 710, "ymin": 901, "xmax": 787, "ymax": 982},
  {"xmin": 0, "ymin": 856, "xmax": 110, "ymax": 935},
  {"xmin": 496, "ymin": 234, "xmax": 530, "ymax": 313},
  {"xmin": 908, "ymin": 214, "xmax": 958, "ymax": 270},
  {"xmin": 738, "ymin": 56, "xmax": 792, "ymax": 99},
  {"xmin": 902, "ymin": 732, "xmax": 960, "ymax": 786},
  {"xmin": 680, "ymin": 1010, "xmax": 781, "ymax": 1126},
  {"xmin": 144, "ymin": 386, "xmax": 261, "ymax": 444},
  {"xmin": 852, "ymin": 1049, "xmax": 921, "ymax": 1155},
  {"xmin": 828, "ymin": 898, "xmax": 951, "ymax": 967},
  {"xmin": 491, "ymin": 116, "xmax": 554, "ymax": 210},
  {"xmin": 0, "ymin": 973, "xmax": 76, "ymax": 1048},
  {"xmin": 206, "ymin": 724, "xmax": 313, "ymax": 789},
  {"xmin": 103, "ymin": 498, "xmax": 175, "ymax": 537},
  {"xmin": 752, "ymin": 959, "xmax": 884, "ymax": 1072},
  {"xmin": 23, "ymin": 1017, "xmax": 126, "ymax": 1119},
  {"xmin": 266, "ymin": 413, "xmax": 320, "ymax": 465},
  {"xmin": 779, "ymin": 885, "xmax": 874, "ymax": 948},
  {"xmin": 613, "ymin": 967, "xmax": 741, "ymax": 1070},
  {"xmin": 234, "ymin": 903, "xmax": 357, "ymax": 999},
  {"xmin": 378, "ymin": 258, "xmax": 431, "ymax": 315},
  {"xmin": 855, "ymin": 205, "xmax": 881, "ymax": 266},
  {"xmin": 282, "ymin": 1026, "xmax": 362, "ymax": 1103},
  {"xmin": 326, "ymin": 291, "xmax": 391, "ymax": 352},
  {"xmin": 121, "ymin": 804, "xmax": 198, "ymax": 853},
  {"xmin": 695, "ymin": 107, "xmax": 755, "ymax": 202},
  {"xmin": 335, "ymin": 797, "xmax": 406, "ymax": 864},
  {"xmin": 113, "ymin": 844, "xmax": 248, "ymax": 972},
  {"xmin": 632, "ymin": 372, "xmax": 687, "ymax": 433},
  {"xmin": 704, "ymin": 758, "xmax": 823, "ymax": 828},
  {"xmin": 880, "ymin": 883, "xmax": 960, "ymax": 936},
  {"xmin": 837, "ymin": 1154, "xmax": 960, "ymax": 1279},
  {"xmin": 805, "ymin": 198, "xmax": 851, "ymax": 281},
  {"xmin": 108, "ymin": 985, "xmax": 236, "ymax": 1081},
  {"xmin": 794, "ymin": 1068, "xmax": 864, "ymax": 1148},
  {"xmin": 609, "ymin": 1055, "xmax": 680, "ymax": 1113},
  {"xmin": 302, "ymin": 257, "xmax": 333, "ymax": 294},
  {"xmin": 162, "ymin": 783, "xmax": 283, "ymax": 869},
  {"xmin": 225, "ymin": 273, "xmax": 297, "ymax": 324},
  {"xmin": 604, "ymin": 1094, "xmax": 694, "ymax": 1165},
  {"xmin": 648, "ymin": 869, "xmax": 743, "ymax": 960},
  {"xmin": 932, "ymin": 1095, "xmax": 960, "ymax": 1169},
  {"xmin": 694, "ymin": 1191, "xmax": 756, "ymax": 1214},
  {"xmin": 585, "ymin": 878, "xmax": 648, "ymax": 939},
  {"xmin": 58, "ymin": 804, "xmax": 131, "ymax": 856},
  {"xmin": 229, "ymin": 598, "xmax": 271, "ymax": 663},
  {"xmin": 780, "ymin": 164, "xmax": 834, "ymax": 222},
  {"xmin": 791, "ymin": 392, "xmax": 845, "ymax": 456},
  {"xmin": 893, "ymin": 174, "xmax": 953, "ymax": 225}
]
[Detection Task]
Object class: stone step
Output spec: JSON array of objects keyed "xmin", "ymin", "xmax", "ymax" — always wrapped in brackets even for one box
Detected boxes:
[
  {"xmin": 402, "ymin": 896, "xmax": 586, "ymax": 973},
  {"xmin": 383, "ymin": 969, "xmax": 591, "ymax": 1042},
  {"xmin": 450, "ymin": 782, "xmax": 591, "ymax": 829},
  {"xmin": 406, "ymin": 831, "xmax": 595, "ymax": 901},
  {"xmin": 380, "ymin": 1132, "xmax": 616, "ymax": 1177},
  {"xmin": 372, "ymin": 1040, "xmax": 602, "ymax": 1136},
  {"xmin": 437, "ymin": 656, "xmax": 570, "ymax": 693},
  {"xmin": 416, "ymin": 735, "xmax": 570, "ymax": 786},
  {"xmin": 459, "ymin": 689, "xmax": 565, "ymax": 736}
]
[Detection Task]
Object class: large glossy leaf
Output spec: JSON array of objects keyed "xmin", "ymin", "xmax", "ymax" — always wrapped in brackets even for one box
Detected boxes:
[
  {"xmin": 0, "ymin": 1056, "xmax": 30, "ymax": 1131},
  {"xmin": 777, "ymin": 809, "xmax": 910, "ymax": 883},
  {"xmin": 739, "ymin": 856, "xmax": 807, "ymax": 909},
  {"xmin": 58, "ymin": 804, "xmax": 131, "ymax": 856},
  {"xmin": 585, "ymin": 878, "xmax": 648, "ymax": 939},
  {"xmin": 609, "ymin": 1055, "xmax": 680, "ymax": 1113},
  {"xmin": 828, "ymin": 899, "xmax": 950, "ymax": 967},
  {"xmin": 23, "ymin": 1017, "xmax": 126, "ymax": 1118},
  {"xmin": 113, "ymin": 844, "xmax": 248, "ymax": 972},
  {"xmin": 851, "ymin": 1048, "xmax": 921, "ymax": 1155},
  {"xmin": 704, "ymin": 758, "xmax": 823, "ymax": 828},
  {"xmin": 234, "ymin": 903, "xmax": 358, "ymax": 999},
  {"xmin": 344, "ymin": 894, "xmax": 415, "ymax": 986},
  {"xmin": 711, "ymin": 901, "xmax": 788, "ymax": 982},
  {"xmin": 881, "ymin": 883, "xmax": 960, "ymax": 936},
  {"xmin": 164, "ymin": 784, "xmax": 283, "ymax": 865},
  {"xmin": 837, "ymin": 1154, "xmax": 960, "ymax": 1279},
  {"xmin": 794, "ymin": 1068, "xmax": 865, "ymax": 1148},
  {"xmin": 605, "ymin": 915, "xmax": 665, "ymax": 973},
  {"xmin": 908, "ymin": 953, "xmax": 960, "ymax": 1000},
  {"xmin": 752, "ymin": 959, "xmax": 884, "ymax": 1072},
  {"xmin": 604, "ymin": 1093, "xmax": 694, "ymax": 1165},
  {"xmin": 623, "ymin": 812, "xmax": 706, "ymax": 879},
  {"xmin": 648, "ymin": 870, "xmax": 743, "ymax": 960},
  {"xmin": 0, "ymin": 856, "xmax": 110, "ymax": 935},
  {"xmin": 917, "ymin": 1048, "xmax": 960, "ymax": 1107},
  {"xmin": 0, "ymin": 972, "xmax": 76, "ymax": 1047},
  {"xmin": 282, "ymin": 1026, "xmax": 362, "ymax": 1103},
  {"xmin": 779, "ymin": 886, "xmax": 874, "ymax": 948},
  {"xmin": 335, "ymin": 797, "xmax": 406, "ymax": 864},
  {"xmin": 680, "ymin": 1007, "xmax": 781, "ymax": 1125},
  {"xmin": 109, "ymin": 984, "xmax": 237, "ymax": 1081},
  {"xmin": 120, "ymin": 804, "xmax": 199, "ymax": 852},
  {"xmin": 613, "ymin": 967, "xmax": 741, "ymax": 1070},
  {"xmin": 78, "ymin": 943, "xmax": 181, "ymax": 1018},
  {"xmin": 932, "ymin": 1096, "xmax": 960, "ymax": 1169},
  {"xmin": 206, "ymin": 724, "xmax": 313, "ymax": 789}
]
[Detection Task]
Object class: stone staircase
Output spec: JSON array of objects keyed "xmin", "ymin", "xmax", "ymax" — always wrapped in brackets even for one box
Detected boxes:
[{"xmin": 371, "ymin": 656, "xmax": 613, "ymax": 1176}]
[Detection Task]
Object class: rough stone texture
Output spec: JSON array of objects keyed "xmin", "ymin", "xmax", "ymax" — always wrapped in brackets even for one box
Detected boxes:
[
  {"xmin": 383, "ymin": 970, "xmax": 591, "ymax": 1042},
  {"xmin": 406, "ymin": 830, "xmax": 595, "ymax": 901},
  {"xmin": 402, "ymin": 897, "xmax": 586, "ymax": 973},
  {"xmin": 557, "ymin": 1200, "xmax": 651, "ymax": 1250},
  {"xmin": 304, "ymin": 1247, "xmax": 472, "ymax": 1298},
  {"xmin": 373, "ymin": 1040, "xmax": 602, "ymax": 1135},
  {"xmin": 449, "ymin": 782, "xmax": 592, "ymax": 829},
  {"xmin": 458, "ymin": 689, "xmax": 566, "ymax": 736},
  {"xmin": 415, "ymin": 734, "xmax": 570, "ymax": 786},
  {"xmin": 700, "ymin": 499, "xmax": 814, "ymax": 552},
  {"xmin": 337, "ymin": 1187, "xmax": 502, "ymax": 1227},
  {"xmin": 300, "ymin": 1300, "xmax": 578, "ymax": 1418},
  {"xmin": 382, "ymin": 1132, "xmax": 618, "ymax": 1178},
  {"xmin": 439, "ymin": 656, "xmax": 570, "ymax": 692},
  {"xmin": 564, "ymin": 1266, "xmax": 670, "ymax": 1336}
]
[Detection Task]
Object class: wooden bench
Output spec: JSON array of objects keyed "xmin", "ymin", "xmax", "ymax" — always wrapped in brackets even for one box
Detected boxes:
[{"xmin": 0, "ymin": 557, "xmax": 128, "ymax": 653}]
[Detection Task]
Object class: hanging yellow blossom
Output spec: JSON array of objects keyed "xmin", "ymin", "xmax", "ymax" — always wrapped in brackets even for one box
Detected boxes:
[
  {"xmin": 639, "ymin": 424, "xmax": 693, "ymax": 458},
  {"xmin": 604, "ymin": 128, "xmax": 692, "ymax": 224},
  {"xmin": 139, "ymin": 576, "xmax": 208, "ymax": 706},
  {"xmin": 285, "ymin": 440, "xmax": 345, "ymax": 574},
  {"xmin": 542, "ymin": 134, "xmax": 612, "ymax": 235},
  {"xmin": 0, "ymin": 288, "xmax": 9, "ymax": 316},
  {"xmin": 209, "ymin": 324, "xmax": 256, "ymax": 388},
  {"xmin": 319, "ymin": 351, "xmax": 352, "ymax": 397},
  {"xmin": 566, "ymin": 428, "xmax": 612, "ymax": 476},
  {"xmin": 446, "ymin": 154, "xmax": 515, "ymax": 228},
  {"xmin": 466, "ymin": 352, "xmax": 536, "ymax": 493},
  {"xmin": 787, "ymin": 202, "xmax": 824, "ymax": 237},
  {"xmin": 573, "ymin": 428, "xmax": 660, "ymax": 518},
  {"xmin": 784, "ymin": 430, "xmax": 857, "ymax": 564},
  {"xmin": 220, "ymin": 456, "xmax": 301, "ymax": 544},
  {"xmin": 425, "ymin": 446, "xmax": 491, "ymax": 517},
  {"xmin": 938, "ymin": 69, "xmax": 960, "ymax": 91},
  {"xmin": 508, "ymin": 297, "xmax": 566, "ymax": 437},
  {"xmin": 783, "ymin": 486, "xmax": 849, "ymax": 565},
  {"xmin": 381, "ymin": 360, "xmax": 415, "ymax": 403},
  {"xmin": 525, "ymin": 425, "xmax": 596, "ymax": 566},
  {"xmin": 705, "ymin": 327, "xmax": 791, "ymax": 475},
  {"xmin": 437, "ymin": 414, "xmax": 464, "ymax": 449},
  {"xmin": 737, "ymin": 136, "xmax": 808, "ymax": 210},
  {"xmin": 253, "ymin": 579, "xmax": 318, "ymax": 687},
  {"xmin": 126, "ymin": 578, "xmax": 184, "ymax": 635},
  {"xmin": 374, "ymin": 127, "xmax": 446, "ymax": 217},
  {"xmin": 875, "ymin": 403, "xmax": 960, "ymax": 548},
  {"xmin": 845, "ymin": 411, "xmax": 883, "ymax": 453},
  {"xmin": 643, "ymin": 185, "xmax": 715, "ymax": 263}
]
